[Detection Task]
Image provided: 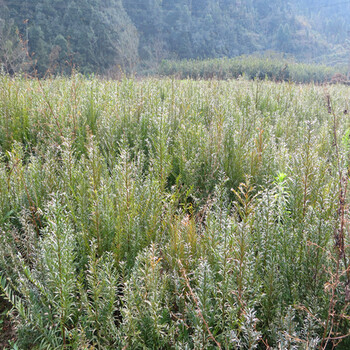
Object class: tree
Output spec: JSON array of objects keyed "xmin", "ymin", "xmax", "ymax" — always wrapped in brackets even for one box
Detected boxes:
[
  {"xmin": 123, "ymin": 0, "xmax": 164, "ymax": 61},
  {"xmin": 3, "ymin": 0, "xmax": 138, "ymax": 75},
  {"xmin": 0, "ymin": 2, "xmax": 27, "ymax": 75},
  {"xmin": 276, "ymin": 24, "xmax": 292, "ymax": 53},
  {"xmin": 163, "ymin": 0, "xmax": 193, "ymax": 58}
]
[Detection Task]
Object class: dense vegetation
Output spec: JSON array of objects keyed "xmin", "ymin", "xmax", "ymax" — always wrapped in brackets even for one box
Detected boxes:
[
  {"xmin": 1, "ymin": 74, "xmax": 350, "ymax": 349},
  {"xmin": 1, "ymin": 0, "xmax": 350, "ymax": 75},
  {"xmin": 158, "ymin": 56, "xmax": 347, "ymax": 83},
  {"xmin": 0, "ymin": 0, "xmax": 138, "ymax": 75}
]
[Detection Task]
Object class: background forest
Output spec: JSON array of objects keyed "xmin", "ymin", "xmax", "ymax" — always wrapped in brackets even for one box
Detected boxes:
[{"xmin": 1, "ymin": 0, "xmax": 350, "ymax": 76}]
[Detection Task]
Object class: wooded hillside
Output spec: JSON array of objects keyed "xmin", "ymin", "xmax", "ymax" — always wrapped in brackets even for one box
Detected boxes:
[{"xmin": 0, "ymin": 0, "xmax": 349, "ymax": 75}]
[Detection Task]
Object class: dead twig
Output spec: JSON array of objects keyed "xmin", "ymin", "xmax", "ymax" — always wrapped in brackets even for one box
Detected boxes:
[{"xmin": 178, "ymin": 260, "xmax": 222, "ymax": 350}]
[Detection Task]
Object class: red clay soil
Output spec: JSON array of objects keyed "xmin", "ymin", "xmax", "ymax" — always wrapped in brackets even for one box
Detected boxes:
[{"xmin": 0, "ymin": 296, "xmax": 16, "ymax": 349}]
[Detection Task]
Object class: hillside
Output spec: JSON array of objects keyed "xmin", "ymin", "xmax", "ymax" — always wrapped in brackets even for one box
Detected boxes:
[{"xmin": 1, "ymin": 0, "xmax": 349, "ymax": 75}]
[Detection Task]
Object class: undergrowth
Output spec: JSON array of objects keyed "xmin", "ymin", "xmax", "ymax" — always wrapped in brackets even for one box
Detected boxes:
[
  {"xmin": 158, "ymin": 56, "xmax": 346, "ymax": 84},
  {"xmin": 0, "ymin": 74, "xmax": 350, "ymax": 349}
]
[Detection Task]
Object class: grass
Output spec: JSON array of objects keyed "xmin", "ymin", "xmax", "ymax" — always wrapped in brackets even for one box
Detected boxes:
[{"xmin": 0, "ymin": 73, "xmax": 350, "ymax": 348}]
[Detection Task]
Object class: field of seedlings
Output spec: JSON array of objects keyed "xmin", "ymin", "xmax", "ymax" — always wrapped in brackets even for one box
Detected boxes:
[
  {"xmin": 158, "ymin": 57, "xmax": 346, "ymax": 83},
  {"xmin": 1, "ymin": 74, "xmax": 350, "ymax": 349}
]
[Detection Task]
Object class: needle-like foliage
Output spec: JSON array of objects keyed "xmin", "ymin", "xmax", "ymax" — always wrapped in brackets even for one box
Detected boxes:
[{"xmin": 1, "ymin": 74, "xmax": 350, "ymax": 349}]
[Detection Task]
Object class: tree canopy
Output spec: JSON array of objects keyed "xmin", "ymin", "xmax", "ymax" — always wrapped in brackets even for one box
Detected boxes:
[{"xmin": 0, "ymin": 0, "xmax": 349, "ymax": 75}]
